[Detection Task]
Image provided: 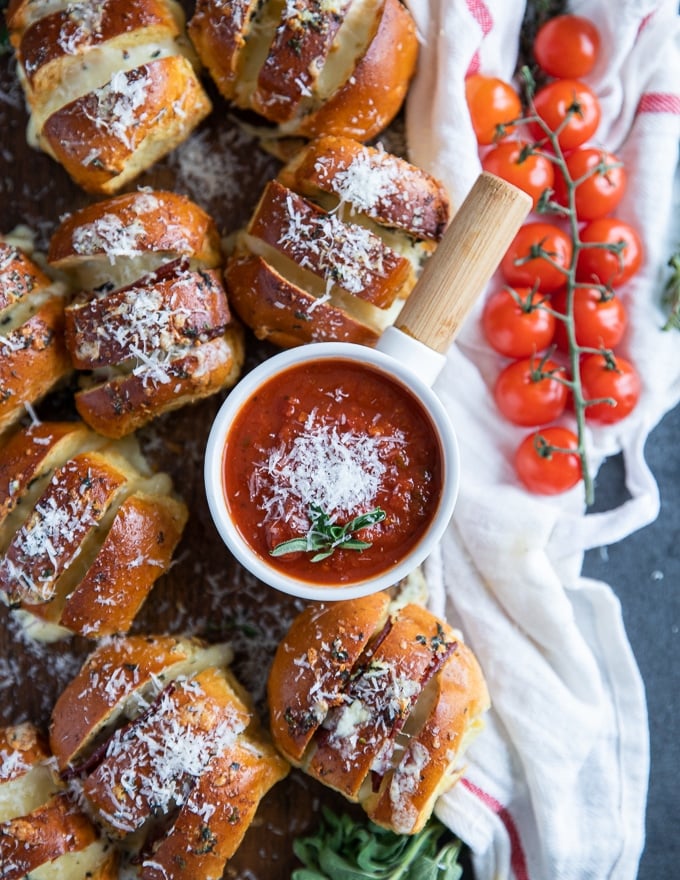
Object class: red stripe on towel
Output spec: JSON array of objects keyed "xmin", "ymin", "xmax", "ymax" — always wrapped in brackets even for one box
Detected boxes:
[
  {"xmin": 462, "ymin": 777, "xmax": 530, "ymax": 880},
  {"xmin": 637, "ymin": 93, "xmax": 680, "ymax": 115},
  {"xmin": 465, "ymin": 0, "xmax": 493, "ymax": 76}
]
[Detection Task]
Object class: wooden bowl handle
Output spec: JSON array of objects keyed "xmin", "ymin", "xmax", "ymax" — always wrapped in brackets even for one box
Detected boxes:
[{"xmin": 393, "ymin": 172, "xmax": 532, "ymax": 353}]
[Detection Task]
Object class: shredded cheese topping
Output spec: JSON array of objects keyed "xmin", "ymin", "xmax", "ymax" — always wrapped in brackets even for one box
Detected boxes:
[{"xmin": 250, "ymin": 406, "xmax": 405, "ymax": 529}]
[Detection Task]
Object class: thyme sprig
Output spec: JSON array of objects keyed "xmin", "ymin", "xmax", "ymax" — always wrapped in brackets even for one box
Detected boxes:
[
  {"xmin": 271, "ymin": 505, "xmax": 386, "ymax": 562},
  {"xmin": 292, "ymin": 807, "xmax": 464, "ymax": 880}
]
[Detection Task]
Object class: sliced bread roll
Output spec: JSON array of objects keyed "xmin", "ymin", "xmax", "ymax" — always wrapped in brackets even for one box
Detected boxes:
[
  {"xmin": 6, "ymin": 0, "xmax": 212, "ymax": 194},
  {"xmin": 0, "ymin": 235, "xmax": 72, "ymax": 439},
  {"xmin": 0, "ymin": 420, "xmax": 188, "ymax": 641},
  {"xmin": 50, "ymin": 636, "xmax": 289, "ymax": 879},
  {"xmin": 188, "ymin": 0, "xmax": 418, "ymax": 141},
  {"xmin": 0, "ymin": 723, "xmax": 118, "ymax": 879},
  {"xmin": 48, "ymin": 190, "xmax": 244, "ymax": 438},
  {"xmin": 225, "ymin": 136, "xmax": 450, "ymax": 347},
  {"xmin": 267, "ymin": 592, "xmax": 489, "ymax": 834}
]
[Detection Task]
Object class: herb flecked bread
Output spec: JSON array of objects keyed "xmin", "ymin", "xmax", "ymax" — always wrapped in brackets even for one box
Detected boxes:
[
  {"xmin": 267, "ymin": 592, "xmax": 490, "ymax": 835},
  {"xmin": 0, "ymin": 420, "xmax": 188, "ymax": 641},
  {"xmin": 6, "ymin": 0, "xmax": 211, "ymax": 194},
  {"xmin": 0, "ymin": 722, "xmax": 118, "ymax": 879},
  {"xmin": 48, "ymin": 190, "xmax": 245, "ymax": 438},
  {"xmin": 225, "ymin": 135, "xmax": 451, "ymax": 347},
  {"xmin": 188, "ymin": 0, "xmax": 418, "ymax": 142},
  {"xmin": 0, "ymin": 235, "xmax": 72, "ymax": 439},
  {"xmin": 50, "ymin": 635, "xmax": 289, "ymax": 879}
]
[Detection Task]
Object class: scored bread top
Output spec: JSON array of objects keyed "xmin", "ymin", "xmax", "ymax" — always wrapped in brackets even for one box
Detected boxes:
[
  {"xmin": 278, "ymin": 135, "xmax": 450, "ymax": 242},
  {"xmin": 268, "ymin": 591, "xmax": 391, "ymax": 762},
  {"xmin": 366, "ymin": 638, "xmax": 490, "ymax": 834},
  {"xmin": 50, "ymin": 636, "xmax": 234, "ymax": 771},
  {"xmin": 48, "ymin": 190, "xmax": 223, "ymax": 284},
  {"xmin": 81, "ymin": 667, "xmax": 252, "ymax": 835},
  {"xmin": 267, "ymin": 591, "xmax": 490, "ymax": 834},
  {"xmin": 0, "ymin": 238, "xmax": 72, "ymax": 438},
  {"xmin": 308, "ymin": 603, "xmax": 459, "ymax": 799}
]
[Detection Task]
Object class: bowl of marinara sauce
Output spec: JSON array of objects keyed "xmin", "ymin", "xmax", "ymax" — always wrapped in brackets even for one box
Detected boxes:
[
  {"xmin": 205, "ymin": 174, "xmax": 532, "ymax": 600},
  {"xmin": 205, "ymin": 341, "xmax": 459, "ymax": 600}
]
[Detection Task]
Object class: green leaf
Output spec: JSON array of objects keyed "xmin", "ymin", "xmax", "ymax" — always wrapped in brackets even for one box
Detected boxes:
[
  {"xmin": 271, "ymin": 506, "xmax": 386, "ymax": 562},
  {"xmin": 291, "ymin": 807, "xmax": 465, "ymax": 880}
]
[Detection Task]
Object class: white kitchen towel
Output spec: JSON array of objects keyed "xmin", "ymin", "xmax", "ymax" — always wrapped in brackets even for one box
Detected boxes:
[{"xmin": 403, "ymin": 1, "xmax": 680, "ymax": 878}]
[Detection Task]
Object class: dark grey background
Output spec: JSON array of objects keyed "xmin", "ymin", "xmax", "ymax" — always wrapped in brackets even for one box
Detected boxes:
[{"xmin": 582, "ymin": 402, "xmax": 679, "ymax": 878}]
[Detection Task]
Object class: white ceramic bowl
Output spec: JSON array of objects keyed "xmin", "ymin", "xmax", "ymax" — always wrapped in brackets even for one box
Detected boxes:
[{"xmin": 204, "ymin": 338, "xmax": 460, "ymax": 601}]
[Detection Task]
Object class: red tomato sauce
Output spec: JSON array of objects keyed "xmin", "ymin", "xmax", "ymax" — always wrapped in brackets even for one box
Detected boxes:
[{"xmin": 222, "ymin": 358, "xmax": 443, "ymax": 585}]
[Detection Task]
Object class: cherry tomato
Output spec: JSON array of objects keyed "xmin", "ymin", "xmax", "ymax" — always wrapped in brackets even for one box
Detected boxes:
[
  {"xmin": 501, "ymin": 222, "xmax": 573, "ymax": 292},
  {"xmin": 552, "ymin": 148, "xmax": 627, "ymax": 221},
  {"xmin": 534, "ymin": 15, "xmax": 600, "ymax": 79},
  {"xmin": 530, "ymin": 79, "xmax": 601, "ymax": 151},
  {"xmin": 514, "ymin": 426, "xmax": 582, "ymax": 494},
  {"xmin": 481, "ymin": 140, "xmax": 555, "ymax": 210},
  {"xmin": 580, "ymin": 353, "xmax": 641, "ymax": 423},
  {"xmin": 465, "ymin": 74, "xmax": 522, "ymax": 145},
  {"xmin": 494, "ymin": 356, "xmax": 568, "ymax": 426},
  {"xmin": 576, "ymin": 218, "xmax": 643, "ymax": 287},
  {"xmin": 482, "ymin": 287, "xmax": 555, "ymax": 358},
  {"xmin": 550, "ymin": 286, "xmax": 627, "ymax": 351}
]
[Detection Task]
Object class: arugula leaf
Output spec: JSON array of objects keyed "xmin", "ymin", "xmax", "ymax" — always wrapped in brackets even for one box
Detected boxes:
[{"xmin": 292, "ymin": 807, "xmax": 464, "ymax": 880}]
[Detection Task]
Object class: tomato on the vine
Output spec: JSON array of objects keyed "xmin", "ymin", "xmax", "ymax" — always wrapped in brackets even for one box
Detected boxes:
[
  {"xmin": 481, "ymin": 140, "xmax": 554, "ymax": 210},
  {"xmin": 580, "ymin": 353, "xmax": 641, "ymax": 423},
  {"xmin": 482, "ymin": 286, "xmax": 555, "ymax": 358},
  {"xmin": 501, "ymin": 222, "xmax": 573, "ymax": 292},
  {"xmin": 552, "ymin": 147, "xmax": 627, "ymax": 221},
  {"xmin": 514, "ymin": 426, "xmax": 582, "ymax": 495},
  {"xmin": 576, "ymin": 218, "xmax": 643, "ymax": 287},
  {"xmin": 530, "ymin": 79, "xmax": 601, "ymax": 151},
  {"xmin": 533, "ymin": 15, "xmax": 601, "ymax": 79},
  {"xmin": 494, "ymin": 356, "xmax": 569, "ymax": 426},
  {"xmin": 465, "ymin": 74, "xmax": 522, "ymax": 145},
  {"xmin": 550, "ymin": 286, "xmax": 627, "ymax": 351}
]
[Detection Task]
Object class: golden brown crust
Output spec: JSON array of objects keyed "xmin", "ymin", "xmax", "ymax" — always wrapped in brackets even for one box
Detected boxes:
[
  {"xmin": 65, "ymin": 267, "xmax": 232, "ymax": 369},
  {"xmin": 248, "ymin": 180, "xmax": 412, "ymax": 308},
  {"xmin": 268, "ymin": 592, "xmax": 391, "ymax": 761},
  {"xmin": 295, "ymin": 0, "xmax": 418, "ymax": 141},
  {"xmin": 13, "ymin": 0, "xmax": 181, "ymax": 92},
  {"xmin": 0, "ymin": 422, "xmax": 188, "ymax": 641},
  {"xmin": 81, "ymin": 667, "xmax": 253, "ymax": 836},
  {"xmin": 48, "ymin": 191, "xmax": 223, "ymax": 272},
  {"xmin": 0, "ymin": 792, "xmax": 97, "ymax": 878},
  {"xmin": 8, "ymin": 0, "xmax": 211, "ymax": 194},
  {"xmin": 139, "ymin": 738, "xmax": 289, "ymax": 879},
  {"xmin": 250, "ymin": 0, "xmax": 353, "ymax": 124},
  {"xmin": 187, "ymin": 0, "xmax": 259, "ymax": 98},
  {"xmin": 0, "ymin": 241, "xmax": 72, "ymax": 438},
  {"xmin": 278, "ymin": 135, "xmax": 450, "ymax": 242},
  {"xmin": 49, "ymin": 635, "xmax": 216, "ymax": 770},
  {"xmin": 225, "ymin": 253, "xmax": 382, "ymax": 348},
  {"xmin": 308, "ymin": 603, "xmax": 457, "ymax": 800},
  {"xmin": 0, "ymin": 723, "xmax": 50, "ymax": 783},
  {"xmin": 0, "ymin": 241, "xmax": 51, "ymax": 312},
  {"xmin": 58, "ymin": 491, "xmax": 189, "ymax": 638},
  {"xmin": 267, "ymin": 593, "xmax": 489, "ymax": 833},
  {"xmin": 0, "ymin": 450, "xmax": 130, "ymax": 606},
  {"xmin": 366, "ymin": 640, "xmax": 490, "ymax": 834},
  {"xmin": 74, "ymin": 327, "xmax": 245, "ymax": 438},
  {"xmin": 41, "ymin": 56, "xmax": 212, "ymax": 196}
]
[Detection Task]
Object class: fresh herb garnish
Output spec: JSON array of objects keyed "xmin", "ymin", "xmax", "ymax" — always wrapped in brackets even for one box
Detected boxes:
[
  {"xmin": 271, "ymin": 505, "xmax": 386, "ymax": 562},
  {"xmin": 292, "ymin": 807, "xmax": 464, "ymax": 880}
]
